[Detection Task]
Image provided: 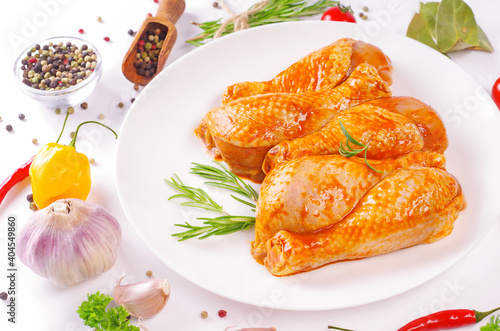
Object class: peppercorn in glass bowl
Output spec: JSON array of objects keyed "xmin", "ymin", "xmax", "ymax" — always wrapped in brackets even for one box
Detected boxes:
[{"xmin": 14, "ymin": 36, "xmax": 102, "ymax": 108}]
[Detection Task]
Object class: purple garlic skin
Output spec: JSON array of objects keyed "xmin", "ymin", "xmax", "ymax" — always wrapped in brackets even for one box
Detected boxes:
[{"xmin": 18, "ymin": 198, "xmax": 121, "ymax": 288}]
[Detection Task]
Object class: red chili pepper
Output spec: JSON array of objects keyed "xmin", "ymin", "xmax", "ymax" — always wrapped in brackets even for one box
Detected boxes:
[
  {"xmin": 328, "ymin": 306, "xmax": 500, "ymax": 331},
  {"xmin": 397, "ymin": 306, "xmax": 500, "ymax": 331},
  {"xmin": 0, "ymin": 155, "xmax": 35, "ymax": 206}
]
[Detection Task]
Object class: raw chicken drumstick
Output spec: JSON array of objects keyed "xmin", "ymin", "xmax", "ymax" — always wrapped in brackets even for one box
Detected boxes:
[
  {"xmin": 263, "ymin": 96, "xmax": 448, "ymax": 174},
  {"xmin": 196, "ymin": 63, "xmax": 391, "ymax": 183},
  {"xmin": 222, "ymin": 38, "xmax": 393, "ymax": 103}
]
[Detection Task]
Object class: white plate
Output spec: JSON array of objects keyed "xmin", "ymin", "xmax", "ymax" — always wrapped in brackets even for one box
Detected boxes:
[{"xmin": 115, "ymin": 21, "xmax": 500, "ymax": 310}]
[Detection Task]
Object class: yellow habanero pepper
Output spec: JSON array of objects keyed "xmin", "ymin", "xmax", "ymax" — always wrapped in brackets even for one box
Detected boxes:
[
  {"xmin": 29, "ymin": 112, "xmax": 117, "ymax": 209},
  {"xmin": 29, "ymin": 142, "xmax": 91, "ymax": 209}
]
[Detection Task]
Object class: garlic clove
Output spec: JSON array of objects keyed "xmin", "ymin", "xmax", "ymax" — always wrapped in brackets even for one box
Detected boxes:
[
  {"xmin": 113, "ymin": 274, "xmax": 170, "ymax": 319},
  {"xmin": 18, "ymin": 198, "xmax": 121, "ymax": 287}
]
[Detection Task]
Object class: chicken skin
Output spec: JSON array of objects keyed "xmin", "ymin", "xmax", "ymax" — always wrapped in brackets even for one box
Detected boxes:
[
  {"xmin": 222, "ymin": 38, "xmax": 393, "ymax": 103},
  {"xmin": 196, "ymin": 63, "xmax": 391, "ymax": 182},
  {"xmin": 262, "ymin": 96, "xmax": 448, "ymax": 174},
  {"xmin": 264, "ymin": 166, "xmax": 464, "ymax": 276},
  {"xmin": 251, "ymin": 151, "xmax": 451, "ymax": 265}
]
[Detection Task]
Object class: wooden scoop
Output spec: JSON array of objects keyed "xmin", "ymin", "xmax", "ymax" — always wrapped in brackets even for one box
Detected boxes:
[{"xmin": 122, "ymin": 0, "xmax": 185, "ymax": 86}]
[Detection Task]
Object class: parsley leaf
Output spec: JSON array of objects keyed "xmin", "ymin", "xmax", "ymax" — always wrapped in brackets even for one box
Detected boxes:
[
  {"xmin": 481, "ymin": 315, "xmax": 500, "ymax": 331},
  {"xmin": 77, "ymin": 291, "xmax": 140, "ymax": 331}
]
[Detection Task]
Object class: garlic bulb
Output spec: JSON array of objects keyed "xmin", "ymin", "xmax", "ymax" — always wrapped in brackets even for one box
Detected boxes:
[
  {"xmin": 18, "ymin": 198, "xmax": 121, "ymax": 288},
  {"xmin": 113, "ymin": 274, "xmax": 170, "ymax": 319}
]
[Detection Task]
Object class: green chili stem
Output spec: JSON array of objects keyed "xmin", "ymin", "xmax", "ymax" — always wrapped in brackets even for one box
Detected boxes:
[
  {"xmin": 68, "ymin": 121, "xmax": 118, "ymax": 148},
  {"xmin": 55, "ymin": 110, "xmax": 71, "ymax": 144}
]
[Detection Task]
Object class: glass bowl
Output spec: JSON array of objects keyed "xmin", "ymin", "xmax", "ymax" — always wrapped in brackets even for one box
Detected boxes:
[{"xmin": 13, "ymin": 36, "xmax": 102, "ymax": 109}]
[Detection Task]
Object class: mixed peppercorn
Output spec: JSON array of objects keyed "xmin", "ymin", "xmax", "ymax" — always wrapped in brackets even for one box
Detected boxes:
[
  {"xmin": 133, "ymin": 27, "xmax": 166, "ymax": 78},
  {"xmin": 20, "ymin": 41, "xmax": 98, "ymax": 90}
]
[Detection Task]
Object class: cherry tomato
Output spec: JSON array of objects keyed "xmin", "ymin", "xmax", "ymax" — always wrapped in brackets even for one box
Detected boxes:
[
  {"xmin": 492, "ymin": 77, "xmax": 500, "ymax": 110},
  {"xmin": 321, "ymin": 5, "xmax": 356, "ymax": 23}
]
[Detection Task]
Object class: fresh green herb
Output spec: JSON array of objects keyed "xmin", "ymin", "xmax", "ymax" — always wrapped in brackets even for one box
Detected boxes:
[
  {"xmin": 407, "ymin": 0, "xmax": 493, "ymax": 54},
  {"xmin": 481, "ymin": 315, "xmax": 500, "ymax": 331},
  {"xmin": 165, "ymin": 161, "xmax": 258, "ymax": 240},
  {"xmin": 338, "ymin": 121, "xmax": 381, "ymax": 173},
  {"xmin": 77, "ymin": 291, "xmax": 139, "ymax": 331},
  {"xmin": 190, "ymin": 162, "xmax": 259, "ymax": 203},
  {"xmin": 187, "ymin": 0, "xmax": 339, "ymax": 46},
  {"xmin": 328, "ymin": 326, "xmax": 356, "ymax": 331}
]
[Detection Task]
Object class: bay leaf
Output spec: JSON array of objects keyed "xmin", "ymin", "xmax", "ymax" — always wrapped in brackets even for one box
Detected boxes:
[
  {"xmin": 468, "ymin": 25, "xmax": 494, "ymax": 52},
  {"xmin": 435, "ymin": 0, "xmax": 479, "ymax": 53},
  {"xmin": 406, "ymin": 13, "xmax": 440, "ymax": 52},
  {"xmin": 419, "ymin": 2, "xmax": 440, "ymax": 39}
]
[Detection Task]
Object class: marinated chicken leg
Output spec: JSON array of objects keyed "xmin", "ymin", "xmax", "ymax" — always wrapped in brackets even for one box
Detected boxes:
[
  {"xmin": 263, "ymin": 96, "xmax": 448, "ymax": 174},
  {"xmin": 252, "ymin": 151, "xmax": 448, "ymax": 264},
  {"xmin": 264, "ymin": 166, "xmax": 464, "ymax": 276},
  {"xmin": 196, "ymin": 63, "xmax": 391, "ymax": 182},
  {"xmin": 222, "ymin": 38, "xmax": 393, "ymax": 103}
]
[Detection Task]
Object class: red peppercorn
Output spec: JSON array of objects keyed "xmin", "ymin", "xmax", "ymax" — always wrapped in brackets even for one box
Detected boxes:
[
  {"xmin": 104, "ymin": 36, "xmax": 111, "ymax": 42},
  {"xmin": 138, "ymin": 40, "xmax": 145, "ymax": 46},
  {"xmin": 28, "ymin": 57, "xmax": 38, "ymax": 64},
  {"xmin": 78, "ymin": 28, "xmax": 84, "ymax": 34},
  {"xmin": 151, "ymin": 44, "xmax": 157, "ymax": 50},
  {"xmin": 147, "ymin": 13, "xmax": 152, "ymax": 17},
  {"xmin": 154, "ymin": 0, "xmax": 159, "ymax": 2},
  {"xmin": 218, "ymin": 310, "xmax": 227, "ymax": 318}
]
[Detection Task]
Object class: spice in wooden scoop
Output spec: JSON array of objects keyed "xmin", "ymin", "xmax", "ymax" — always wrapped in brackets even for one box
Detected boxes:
[{"xmin": 133, "ymin": 27, "xmax": 166, "ymax": 78}]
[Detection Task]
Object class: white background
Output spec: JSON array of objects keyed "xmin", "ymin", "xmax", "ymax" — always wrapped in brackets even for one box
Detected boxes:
[{"xmin": 0, "ymin": 0, "xmax": 499, "ymax": 330}]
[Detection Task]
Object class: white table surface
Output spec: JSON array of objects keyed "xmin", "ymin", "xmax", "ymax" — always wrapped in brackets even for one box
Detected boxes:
[{"xmin": 1, "ymin": 0, "xmax": 499, "ymax": 330}]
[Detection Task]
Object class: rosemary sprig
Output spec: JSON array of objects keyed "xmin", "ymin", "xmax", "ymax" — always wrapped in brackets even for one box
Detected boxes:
[
  {"xmin": 338, "ymin": 121, "xmax": 381, "ymax": 173},
  {"xmin": 165, "ymin": 174, "xmax": 225, "ymax": 213},
  {"xmin": 187, "ymin": 0, "xmax": 339, "ymax": 46},
  {"xmin": 172, "ymin": 216, "xmax": 256, "ymax": 241},
  {"xmin": 165, "ymin": 161, "xmax": 257, "ymax": 240},
  {"xmin": 190, "ymin": 162, "xmax": 259, "ymax": 204}
]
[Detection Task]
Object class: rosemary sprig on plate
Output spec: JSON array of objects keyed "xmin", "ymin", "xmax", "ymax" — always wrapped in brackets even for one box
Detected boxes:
[
  {"xmin": 165, "ymin": 161, "xmax": 258, "ymax": 241},
  {"xmin": 187, "ymin": 0, "xmax": 339, "ymax": 47},
  {"xmin": 338, "ymin": 121, "xmax": 381, "ymax": 173}
]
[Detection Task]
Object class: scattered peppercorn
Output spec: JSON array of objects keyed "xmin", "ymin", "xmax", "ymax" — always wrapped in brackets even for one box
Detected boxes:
[
  {"xmin": 97, "ymin": 16, "xmax": 103, "ymax": 23},
  {"xmin": 218, "ymin": 310, "xmax": 227, "ymax": 318},
  {"xmin": 55, "ymin": 108, "xmax": 61, "ymax": 114},
  {"xmin": 32, "ymin": 138, "xmax": 38, "ymax": 145},
  {"xmin": 363, "ymin": 6, "xmax": 369, "ymax": 12},
  {"xmin": 131, "ymin": 98, "xmax": 135, "ymax": 103},
  {"xmin": 118, "ymin": 102, "xmax": 124, "ymax": 108},
  {"xmin": 18, "ymin": 113, "xmax": 26, "ymax": 120},
  {"xmin": 359, "ymin": 13, "xmax": 368, "ymax": 20},
  {"xmin": 68, "ymin": 107, "xmax": 75, "ymax": 114},
  {"xmin": 0, "ymin": 292, "xmax": 7, "ymax": 300},
  {"xmin": 70, "ymin": 131, "xmax": 75, "ymax": 138},
  {"xmin": 154, "ymin": 0, "xmax": 159, "ymax": 3},
  {"xmin": 128, "ymin": 29, "xmax": 136, "ymax": 36},
  {"xmin": 89, "ymin": 158, "xmax": 95, "ymax": 165},
  {"xmin": 147, "ymin": 13, "xmax": 152, "ymax": 17},
  {"xmin": 6, "ymin": 124, "xmax": 13, "ymax": 132},
  {"xmin": 201, "ymin": 311, "xmax": 208, "ymax": 319},
  {"xmin": 133, "ymin": 84, "xmax": 140, "ymax": 91},
  {"xmin": 78, "ymin": 28, "xmax": 85, "ymax": 34},
  {"xmin": 98, "ymin": 114, "xmax": 105, "ymax": 120},
  {"xmin": 213, "ymin": 1, "xmax": 219, "ymax": 8},
  {"xmin": 26, "ymin": 193, "xmax": 34, "ymax": 202},
  {"xmin": 80, "ymin": 102, "xmax": 88, "ymax": 109},
  {"xmin": 146, "ymin": 270, "xmax": 153, "ymax": 277},
  {"xmin": 20, "ymin": 41, "xmax": 98, "ymax": 91},
  {"xmin": 29, "ymin": 202, "xmax": 38, "ymax": 211},
  {"xmin": 104, "ymin": 36, "xmax": 111, "ymax": 42}
]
